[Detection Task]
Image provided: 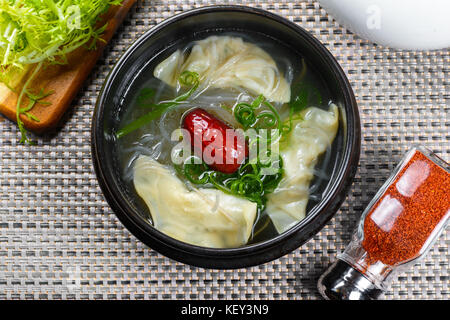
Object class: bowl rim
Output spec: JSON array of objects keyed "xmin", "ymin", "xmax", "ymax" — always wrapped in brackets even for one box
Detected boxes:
[{"xmin": 91, "ymin": 4, "xmax": 361, "ymax": 268}]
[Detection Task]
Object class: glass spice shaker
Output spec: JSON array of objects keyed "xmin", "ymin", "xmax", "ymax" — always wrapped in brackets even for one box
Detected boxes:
[{"xmin": 318, "ymin": 146, "xmax": 450, "ymax": 300}]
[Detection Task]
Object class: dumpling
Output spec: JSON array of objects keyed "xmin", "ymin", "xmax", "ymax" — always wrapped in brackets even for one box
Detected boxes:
[
  {"xmin": 133, "ymin": 156, "xmax": 257, "ymax": 248},
  {"xmin": 266, "ymin": 104, "xmax": 339, "ymax": 234},
  {"xmin": 154, "ymin": 36, "xmax": 291, "ymax": 103}
]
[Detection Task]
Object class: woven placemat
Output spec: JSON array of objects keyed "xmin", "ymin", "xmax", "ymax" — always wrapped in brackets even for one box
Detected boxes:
[{"xmin": 0, "ymin": 0, "xmax": 448, "ymax": 300}]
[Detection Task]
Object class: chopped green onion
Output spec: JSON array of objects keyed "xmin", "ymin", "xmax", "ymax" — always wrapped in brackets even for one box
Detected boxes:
[
  {"xmin": 233, "ymin": 94, "xmax": 283, "ymax": 133},
  {"xmin": 175, "ymin": 152, "xmax": 284, "ymax": 211},
  {"xmin": 136, "ymin": 88, "xmax": 156, "ymax": 107},
  {"xmin": 234, "ymin": 102, "xmax": 256, "ymax": 129},
  {"xmin": 116, "ymin": 71, "xmax": 200, "ymax": 139}
]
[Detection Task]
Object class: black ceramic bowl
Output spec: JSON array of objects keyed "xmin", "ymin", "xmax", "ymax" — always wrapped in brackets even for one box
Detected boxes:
[{"xmin": 91, "ymin": 5, "xmax": 361, "ymax": 269}]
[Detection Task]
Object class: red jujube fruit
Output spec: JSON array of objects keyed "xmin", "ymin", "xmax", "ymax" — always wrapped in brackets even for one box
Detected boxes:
[{"xmin": 182, "ymin": 108, "xmax": 247, "ymax": 174}]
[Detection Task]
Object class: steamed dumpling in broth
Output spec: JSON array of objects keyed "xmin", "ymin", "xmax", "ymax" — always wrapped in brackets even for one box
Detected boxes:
[
  {"xmin": 118, "ymin": 32, "xmax": 340, "ymax": 248},
  {"xmin": 266, "ymin": 104, "xmax": 339, "ymax": 233},
  {"xmin": 133, "ymin": 156, "xmax": 257, "ymax": 248},
  {"xmin": 154, "ymin": 36, "xmax": 291, "ymax": 103}
]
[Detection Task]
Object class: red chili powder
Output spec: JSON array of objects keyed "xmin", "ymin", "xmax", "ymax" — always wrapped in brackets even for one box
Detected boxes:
[{"xmin": 361, "ymin": 150, "xmax": 450, "ymax": 266}]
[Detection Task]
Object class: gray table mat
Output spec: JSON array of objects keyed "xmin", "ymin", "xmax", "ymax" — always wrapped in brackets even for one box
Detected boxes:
[{"xmin": 0, "ymin": 0, "xmax": 448, "ymax": 300}]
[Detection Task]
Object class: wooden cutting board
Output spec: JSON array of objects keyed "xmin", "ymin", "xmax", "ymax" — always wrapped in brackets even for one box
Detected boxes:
[{"xmin": 0, "ymin": 0, "xmax": 136, "ymax": 134}]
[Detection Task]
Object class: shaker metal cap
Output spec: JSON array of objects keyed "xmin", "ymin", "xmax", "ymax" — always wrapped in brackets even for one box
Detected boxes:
[{"xmin": 317, "ymin": 259, "xmax": 383, "ymax": 300}]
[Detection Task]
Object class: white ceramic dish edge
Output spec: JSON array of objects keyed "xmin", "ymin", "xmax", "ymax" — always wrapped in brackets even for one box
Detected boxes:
[{"xmin": 319, "ymin": 0, "xmax": 450, "ymax": 50}]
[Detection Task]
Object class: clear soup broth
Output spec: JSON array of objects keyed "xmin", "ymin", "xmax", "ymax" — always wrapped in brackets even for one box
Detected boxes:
[{"xmin": 115, "ymin": 31, "xmax": 338, "ymax": 247}]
